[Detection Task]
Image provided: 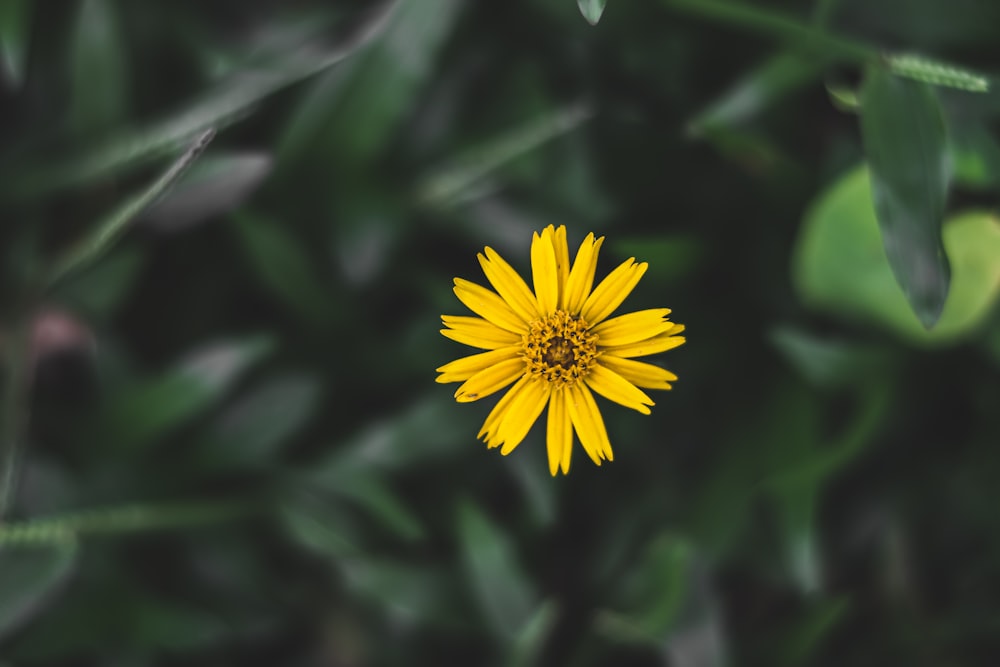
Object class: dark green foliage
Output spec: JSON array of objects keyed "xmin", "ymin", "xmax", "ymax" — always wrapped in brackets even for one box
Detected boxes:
[{"xmin": 2, "ymin": 1, "xmax": 1000, "ymax": 665}]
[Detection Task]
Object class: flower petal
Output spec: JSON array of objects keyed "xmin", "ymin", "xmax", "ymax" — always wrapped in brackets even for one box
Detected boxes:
[
  {"xmin": 454, "ymin": 278, "xmax": 525, "ymax": 334},
  {"xmin": 454, "ymin": 358, "xmax": 525, "ymax": 403},
  {"xmin": 563, "ymin": 233, "xmax": 604, "ymax": 313},
  {"xmin": 552, "ymin": 225, "xmax": 571, "ymax": 304},
  {"xmin": 531, "ymin": 229, "xmax": 559, "ymax": 316},
  {"xmin": 441, "ymin": 315, "xmax": 522, "ymax": 350},
  {"xmin": 478, "ymin": 247, "xmax": 540, "ymax": 322},
  {"xmin": 602, "ymin": 331, "xmax": 686, "ymax": 358},
  {"xmin": 599, "ymin": 355, "xmax": 678, "ymax": 390},
  {"xmin": 495, "ymin": 379, "xmax": 550, "ymax": 455},
  {"xmin": 566, "ymin": 382, "xmax": 613, "ymax": 464},
  {"xmin": 478, "ymin": 375, "xmax": 531, "ymax": 445},
  {"xmin": 592, "ymin": 309, "xmax": 675, "ymax": 347},
  {"xmin": 581, "ymin": 258, "xmax": 647, "ymax": 326},
  {"xmin": 585, "ymin": 363, "xmax": 654, "ymax": 414},
  {"xmin": 436, "ymin": 346, "xmax": 521, "ymax": 383},
  {"xmin": 546, "ymin": 388, "xmax": 572, "ymax": 476}
]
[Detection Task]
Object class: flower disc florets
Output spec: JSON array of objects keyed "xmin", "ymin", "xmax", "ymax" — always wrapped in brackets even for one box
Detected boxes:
[{"xmin": 522, "ymin": 310, "xmax": 598, "ymax": 387}]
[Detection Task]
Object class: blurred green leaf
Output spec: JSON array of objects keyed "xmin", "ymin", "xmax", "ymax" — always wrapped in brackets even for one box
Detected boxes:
[
  {"xmin": 0, "ymin": 0, "xmax": 29, "ymax": 88},
  {"xmin": 794, "ymin": 165, "xmax": 1000, "ymax": 344},
  {"xmin": 505, "ymin": 600, "xmax": 558, "ymax": 667},
  {"xmin": 142, "ymin": 152, "xmax": 274, "ymax": 232},
  {"xmin": 333, "ymin": 474, "xmax": 424, "ymax": 542},
  {"xmin": 231, "ymin": 210, "xmax": 334, "ymax": 327},
  {"xmin": 577, "ymin": 0, "xmax": 608, "ymax": 25},
  {"xmin": 689, "ymin": 51, "xmax": 831, "ymax": 134},
  {"xmin": 200, "ymin": 373, "xmax": 322, "ymax": 468},
  {"xmin": 45, "ymin": 129, "xmax": 215, "ymax": 289},
  {"xmin": 96, "ymin": 336, "xmax": 272, "ymax": 453},
  {"xmin": 768, "ymin": 327, "xmax": 894, "ymax": 388},
  {"xmin": 316, "ymin": 0, "xmax": 463, "ymax": 169},
  {"xmin": 771, "ymin": 597, "xmax": 851, "ymax": 666},
  {"xmin": 341, "ymin": 559, "xmax": 463, "ymax": 627},
  {"xmin": 859, "ymin": 65, "xmax": 950, "ymax": 328},
  {"xmin": 948, "ymin": 120, "xmax": 1000, "ymax": 189},
  {"xmin": 417, "ymin": 102, "xmax": 594, "ymax": 209},
  {"xmin": 596, "ymin": 534, "xmax": 694, "ymax": 644},
  {"xmin": 611, "ymin": 236, "xmax": 703, "ymax": 283},
  {"xmin": 52, "ymin": 245, "xmax": 144, "ymax": 322},
  {"xmin": 0, "ymin": 1, "xmax": 398, "ymax": 199},
  {"xmin": 70, "ymin": 0, "xmax": 128, "ymax": 137},
  {"xmin": 0, "ymin": 543, "xmax": 77, "ymax": 642},
  {"xmin": 457, "ymin": 500, "xmax": 536, "ymax": 638},
  {"xmin": 279, "ymin": 495, "xmax": 359, "ymax": 559}
]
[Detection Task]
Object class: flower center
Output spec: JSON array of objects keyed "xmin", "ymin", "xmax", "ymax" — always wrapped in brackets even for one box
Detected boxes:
[{"xmin": 522, "ymin": 310, "xmax": 598, "ymax": 386}]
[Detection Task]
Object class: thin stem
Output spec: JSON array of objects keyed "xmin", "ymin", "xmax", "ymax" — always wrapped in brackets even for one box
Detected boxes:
[
  {"xmin": 0, "ymin": 320, "xmax": 31, "ymax": 519},
  {"xmin": 0, "ymin": 497, "xmax": 260, "ymax": 546},
  {"xmin": 663, "ymin": 0, "xmax": 876, "ymax": 63}
]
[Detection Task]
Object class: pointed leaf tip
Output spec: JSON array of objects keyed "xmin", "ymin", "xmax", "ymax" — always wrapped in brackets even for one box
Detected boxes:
[{"xmin": 577, "ymin": 0, "xmax": 607, "ymax": 25}]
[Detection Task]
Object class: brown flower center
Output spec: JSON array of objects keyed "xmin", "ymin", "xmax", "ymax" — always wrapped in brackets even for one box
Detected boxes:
[{"xmin": 522, "ymin": 310, "xmax": 598, "ymax": 386}]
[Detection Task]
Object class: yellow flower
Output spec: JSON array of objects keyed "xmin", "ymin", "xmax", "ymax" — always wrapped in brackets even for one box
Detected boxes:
[{"xmin": 436, "ymin": 225, "xmax": 685, "ymax": 475}]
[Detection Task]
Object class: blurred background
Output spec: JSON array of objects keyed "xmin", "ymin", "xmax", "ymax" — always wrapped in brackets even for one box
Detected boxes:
[{"xmin": 2, "ymin": 0, "xmax": 1000, "ymax": 665}]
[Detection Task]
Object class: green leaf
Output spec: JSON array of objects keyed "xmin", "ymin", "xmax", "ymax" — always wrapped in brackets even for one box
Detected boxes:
[
  {"xmin": 312, "ymin": 0, "xmax": 462, "ymax": 169},
  {"xmin": 231, "ymin": 211, "xmax": 334, "ymax": 327},
  {"xmin": 279, "ymin": 496, "xmax": 359, "ymax": 559},
  {"xmin": 768, "ymin": 327, "xmax": 894, "ymax": 388},
  {"xmin": 0, "ymin": 544, "xmax": 77, "ymax": 642},
  {"xmin": 794, "ymin": 165, "xmax": 1000, "ymax": 344},
  {"xmin": 142, "ymin": 152, "xmax": 273, "ymax": 232},
  {"xmin": 688, "ymin": 51, "xmax": 832, "ymax": 134},
  {"xmin": 95, "ymin": 336, "xmax": 272, "ymax": 453},
  {"xmin": 948, "ymin": 120, "xmax": 1000, "ymax": 189},
  {"xmin": 0, "ymin": 1, "xmax": 398, "ymax": 199},
  {"xmin": 69, "ymin": 0, "xmax": 127, "ymax": 137},
  {"xmin": 577, "ymin": 0, "xmax": 608, "ymax": 25},
  {"xmin": 859, "ymin": 65, "xmax": 950, "ymax": 328},
  {"xmin": 505, "ymin": 600, "xmax": 558, "ymax": 667},
  {"xmin": 45, "ymin": 129, "xmax": 215, "ymax": 289},
  {"xmin": 0, "ymin": 0, "xmax": 29, "ymax": 88},
  {"xmin": 457, "ymin": 500, "xmax": 536, "ymax": 638}
]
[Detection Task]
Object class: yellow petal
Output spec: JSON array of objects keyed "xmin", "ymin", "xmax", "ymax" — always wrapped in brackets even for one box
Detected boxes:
[
  {"xmin": 454, "ymin": 279, "xmax": 525, "ymax": 334},
  {"xmin": 584, "ymin": 363, "xmax": 654, "ymax": 414},
  {"xmin": 566, "ymin": 383, "xmax": 613, "ymax": 464},
  {"xmin": 602, "ymin": 332, "xmax": 686, "ymax": 358},
  {"xmin": 546, "ymin": 388, "xmax": 572, "ymax": 476},
  {"xmin": 496, "ymin": 379, "xmax": 550, "ymax": 455},
  {"xmin": 441, "ymin": 315, "xmax": 521, "ymax": 350},
  {"xmin": 592, "ymin": 309, "xmax": 675, "ymax": 347},
  {"xmin": 563, "ymin": 233, "xmax": 604, "ymax": 313},
  {"xmin": 478, "ymin": 247, "xmax": 540, "ymax": 323},
  {"xmin": 531, "ymin": 229, "xmax": 559, "ymax": 316},
  {"xmin": 551, "ymin": 225, "xmax": 571, "ymax": 306},
  {"xmin": 454, "ymin": 358, "xmax": 525, "ymax": 402},
  {"xmin": 436, "ymin": 346, "xmax": 521, "ymax": 383},
  {"xmin": 599, "ymin": 355, "xmax": 678, "ymax": 390},
  {"xmin": 478, "ymin": 375, "xmax": 531, "ymax": 444},
  {"xmin": 581, "ymin": 258, "xmax": 647, "ymax": 325}
]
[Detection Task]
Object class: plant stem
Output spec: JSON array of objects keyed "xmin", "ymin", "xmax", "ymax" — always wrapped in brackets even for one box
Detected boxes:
[
  {"xmin": 0, "ymin": 320, "xmax": 31, "ymax": 519},
  {"xmin": 663, "ymin": 0, "xmax": 876, "ymax": 63},
  {"xmin": 0, "ymin": 497, "xmax": 260, "ymax": 546}
]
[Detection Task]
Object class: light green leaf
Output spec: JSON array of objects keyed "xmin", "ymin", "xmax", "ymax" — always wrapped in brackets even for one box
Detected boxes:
[
  {"xmin": 505, "ymin": 600, "xmax": 558, "ymax": 667},
  {"xmin": 457, "ymin": 500, "xmax": 536, "ymax": 638},
  {"xmin": 0, "ymin": 544, "xmax": 77, "ymax": 642},
  {"xmin": 0, "ymin": 0, "xmax": 29, "ymax": 88},
  {"xmin": 577, "ymin": 0, "xmax": 608, "ymax": 25},
  {"xmin": 231, "ymin": 211, "xmax": 334, "ymax": 327},
  {"xmin": 70, "ymin": 0, "xmax": 127, "ymax": 137},
  {"xmin": 859, "ymin": 65, "xmax": 950, "ymax": 328},
  {"xmin": 794, "ymin": 165, "xmax": 1000, "ymax": 344},
  {"xmin": 45, "ymin": 129, "xmax": 215, "ymax": 289}
]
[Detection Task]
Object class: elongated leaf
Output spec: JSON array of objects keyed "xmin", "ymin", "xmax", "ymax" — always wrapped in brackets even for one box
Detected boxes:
[
  {"xmin": 794, "ymin": 165, "xmax": 1000, "ymax": 344},
  {"xmin": 69, "ymin": 0, "xmax": 127, "ymax": 137},
  {"xmin": 578, "ymin": 0, "xmax": 608, "ymax": 25},
  {"xmin": 859, "ymin": 65, "xmax": 950, "ymax": 328},
  {"xmin": 457, "ymin": 501, "xmax": 536, "ymax": 638},
  {"xmin": 45, "ymin": 129, "xmax": 215, "ymax": 289},
  {"xmin": 0, "ymin": 1, "xmax": 398, "ymax": 199},
  {"xmin": 0, "ymin": 544, "xmax": 77, "ymax": 642},
  {"xmin": 0, "ymin": 0, "xmax": 29, "ymax": 88}
]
